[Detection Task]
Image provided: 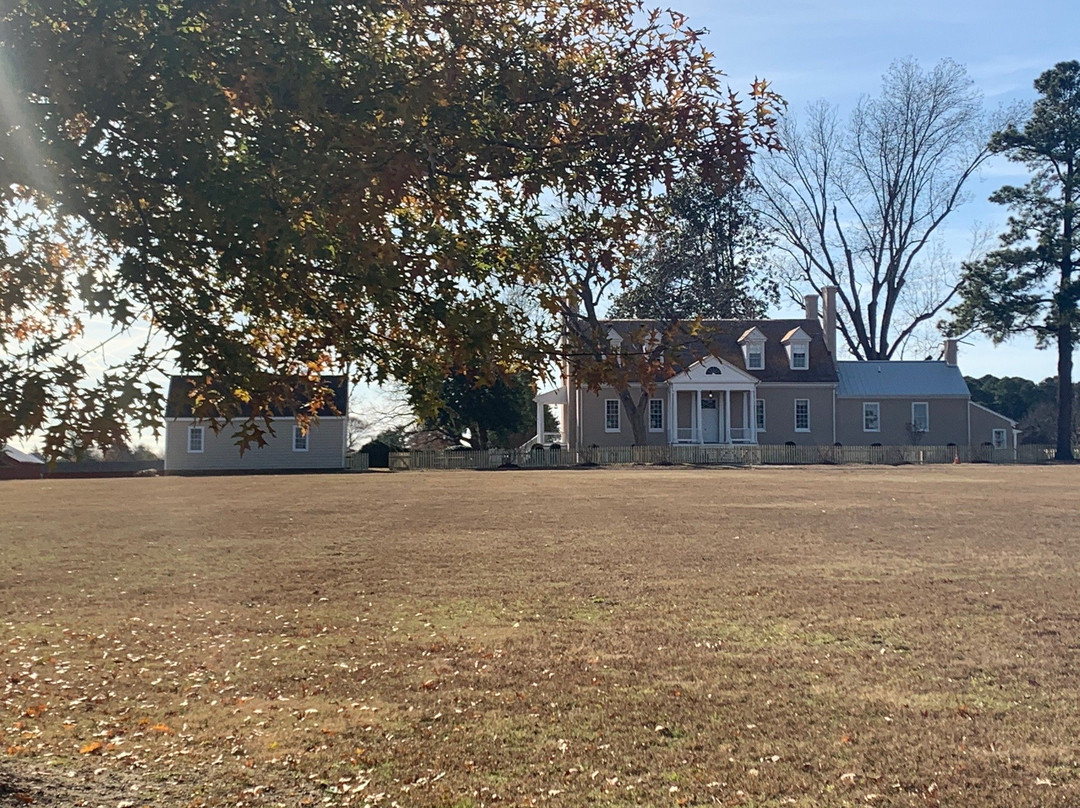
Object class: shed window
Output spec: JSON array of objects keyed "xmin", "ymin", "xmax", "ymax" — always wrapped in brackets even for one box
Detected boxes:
[
  {"xmin": 992, "ymin": 428, "xmax": 1007, "ymax": 449},
  {"xmin": 187, "ymin": 426, "xmax": 204, "ymax": 453},
  {"xmin": 293, "ymin": 425, "xmax": 309, "ymax": 452}
]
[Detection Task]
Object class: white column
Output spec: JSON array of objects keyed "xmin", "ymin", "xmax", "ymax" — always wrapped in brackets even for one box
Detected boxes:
[
  {"xmin": 536, "ymin": 402, "xmax": 545, "ymax": 444},
  {"xmin": 694, "ymin": 389, "xmax": 701, "ymax": 443},
  {"xmin": 724, "ymin": 389, "xmax": 731, "ymax": 444},
  {"xmin": 742, "ymin": 391, "xmax": 749, "ymax": 443},
  {"xmin": 749, "ymin": 387, "xmax": 758, "ymax": 444},
  {"xmin": 668, "ymin": 386, "xmax": 676, "ymax": 444}
]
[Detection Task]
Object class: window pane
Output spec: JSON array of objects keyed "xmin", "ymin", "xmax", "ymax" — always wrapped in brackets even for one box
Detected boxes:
[
  {"xmin": 605, "ymin": 400, "xmax": 619, "ymax": 431},
  {"xmin": 912, "ymin": 403, "xmax": 929, "ymax": 431},
  {"xmin": 649, "ymin": 399, "xmax": 663, "ymax": 430},
  {"xmin": 188, "ymin": 427, "xmax": 203, "ymax": 452},
  {"xmin": 755, "ymin": 399, "xmax": 766, "ymax": 430},
  {"xmin": 792, "ymin": 346, "xmax": 808, "ymax": 368},
  {"xmin": 294, "ymin": 426, "xmax": 308, "ymax": 451},
  {"xmin": 748, "ymin": 345, "xmax": 763, "ymax": 369},
  {"xmin": 795, "ymin": 399, "xmax": 809, "ymax": 430},
  {"xmin": 863, "ymin": 403, "xmax": 879, "ymax": 431}
]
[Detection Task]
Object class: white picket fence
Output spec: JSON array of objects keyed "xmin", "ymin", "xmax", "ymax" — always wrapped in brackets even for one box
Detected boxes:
[{"xmin": 389, "ymin": 443, "xmax": 1060, "ymax": 470}]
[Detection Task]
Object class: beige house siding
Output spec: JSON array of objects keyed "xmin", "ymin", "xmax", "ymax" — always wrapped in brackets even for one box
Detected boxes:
[
  {"xmin": 164, "ymin": 418, "xmax": 345, "ymax": 472},
  {"xmin": 835, "ymin": 398, "xmax": 968, "ymax": 446},
  {"xmin": 577, "ymin": 386, "xmax": 672, "ymax": 447},
  {"xmin": 575, "ymin": 384, "xmax": 837, "ymax": 446},
  {"xmin": 969, "ymin": 403, "xmax": 1018, "ymax": 448},
  {"xmin": 755, "ymin": 385, "xmax": 836, "ymax": 445}
]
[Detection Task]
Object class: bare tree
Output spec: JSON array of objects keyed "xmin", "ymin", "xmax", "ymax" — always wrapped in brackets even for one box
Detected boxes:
[{"xmin": 757, "ymin": 58, "xmax": 1004, "ymax": 359}]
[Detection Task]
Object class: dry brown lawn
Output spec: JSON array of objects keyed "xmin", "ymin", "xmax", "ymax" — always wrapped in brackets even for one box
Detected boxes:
[{"xmin": 2, "ymin": 465, "xmax": 1080, "ymax": 807}]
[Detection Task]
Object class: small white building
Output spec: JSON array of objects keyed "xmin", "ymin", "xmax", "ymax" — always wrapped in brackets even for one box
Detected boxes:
[{"xmin": 163, "ymin": 375, "xmax": 348, "ymax": 474}]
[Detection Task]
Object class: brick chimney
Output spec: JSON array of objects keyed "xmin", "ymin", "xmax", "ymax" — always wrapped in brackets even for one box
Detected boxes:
[
  {"xmin": 821, "ymin": 286, "xmax": 838, "ymax": 364},
  {"xmin": 803, "ymin": 293, "xmax": 819, "ymax": 321},
  {"xmin": 944, "ymin": 338, "xmax": 958, "ymax": 366}
]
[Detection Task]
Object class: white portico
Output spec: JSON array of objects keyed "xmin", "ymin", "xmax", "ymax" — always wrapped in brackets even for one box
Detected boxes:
[{"xmin": 666, "ymin": 355, "xmax": 759, "ymax": 445}]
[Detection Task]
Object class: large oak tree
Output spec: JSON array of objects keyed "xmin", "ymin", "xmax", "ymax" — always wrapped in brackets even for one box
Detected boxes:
[{"xmin": 0, "ymin": 0, "xmax": 775, "ymax": 458}]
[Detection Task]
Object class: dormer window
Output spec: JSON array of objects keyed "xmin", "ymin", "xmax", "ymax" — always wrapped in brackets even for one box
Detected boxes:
[
  {"xmin": 606, "ymin": 327, "xmax": 623, "ymax": 364},
  {"xmin": 738, "ymin": 327, "xmax": 767, "ymax": 371},
  {"xmin": 747, "ymin": 342, "xmax": 764, "ymax": 370},
  {"xmin": 781, "ymin": 327, "xmax": 811, "ymax": 371}
]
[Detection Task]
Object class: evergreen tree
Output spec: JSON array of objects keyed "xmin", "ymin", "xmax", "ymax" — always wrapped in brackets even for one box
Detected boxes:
[
  {"xmin": 609, "ymin": 176, "xmax": 775, "ymax": 320},
  {"xmin": 951, "ymin": 61, "xmax": 1080, "ymax": 460}
]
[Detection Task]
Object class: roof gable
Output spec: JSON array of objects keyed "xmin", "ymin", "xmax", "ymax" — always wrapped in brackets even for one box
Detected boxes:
[
  {"xmin": 782, "ymin": 326, "xmax": 810, "ymax": 344},
  {"xmin": 668, "ymin": 355, "xmax": 760, "ymax": 385},
  {"xmin": 738, "ymin": 327, "xmax": 767, "ymax": 343}
]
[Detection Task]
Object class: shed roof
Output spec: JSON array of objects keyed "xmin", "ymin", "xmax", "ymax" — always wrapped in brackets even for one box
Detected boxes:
[
  {"xmin": 1, "ymin": 445, "xmax": 45, "ymax": 465},
  {"xmin": 165, "ymin": 375, "xmax": 348, "ymax": 419},
  {"xmin": 836, "ymin": 361, "xmax": 969, "ymax": 398}
]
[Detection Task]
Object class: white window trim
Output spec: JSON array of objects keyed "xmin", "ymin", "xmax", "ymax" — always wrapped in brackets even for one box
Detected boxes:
[
  {"xmin": 755, "ymin": 398, "xmax": 766, "ymax": 432},
  {"xmin": 794, "ymin": 398, "xmax": 810, "ymax": 432},
  {"xmin": 911, "ymin": 401, "xmax": 929, "ymax": 433},
  {"xmin": 293, "ymin": 425, "xmax": 309, "ymax": 452},
  {"xmin": 604, "ymin": 399, "xmax": 620, "ymax": 433},
  {"xmin": 187, "ymin": 425, "xmax": 205, "ymax": 453},
  {"xmin": 648, "ymin": 398, "xmax": 664, "ymax": 432},
  {"xmin": 992, "ymin": 428, "xmax": 1007, "ymax": 449},
  {"xmin": 788, "ymin": 342, "xmax": 809, "ymax": 370},
  {"xmin": 745, "ymin": 341, "xmax": 765, "ymax": 370},
  {"xmin": 863, "ymin": 402, "xmax": 881, "ymax": 432}
]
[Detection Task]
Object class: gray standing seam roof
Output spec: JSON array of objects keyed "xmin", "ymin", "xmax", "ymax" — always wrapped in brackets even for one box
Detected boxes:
[{"xmin": 836, "ymin": 361, "xmax": 970, "ymax": 398}]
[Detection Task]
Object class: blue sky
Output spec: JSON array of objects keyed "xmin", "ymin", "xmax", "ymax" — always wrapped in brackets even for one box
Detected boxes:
[{"xmin": 684, "ymin": 0, "xmax": 1076, "ymax": 379}]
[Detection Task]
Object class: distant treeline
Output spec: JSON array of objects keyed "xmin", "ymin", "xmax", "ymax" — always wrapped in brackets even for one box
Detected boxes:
[{"xmin": 965, "ymin": 375, "xmax": 1080, "ymax": 445}]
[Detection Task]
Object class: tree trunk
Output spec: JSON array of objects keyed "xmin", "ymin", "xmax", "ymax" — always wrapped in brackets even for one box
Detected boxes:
[
  {"xmin": 618, "ymin": 389, "xmax": 650, "ymax": 445},
  {"xmin": 1056, "ymin": 169, "xmax": 1075, "ymax": 462},
  {"xmin": 1056, "ymin": 325, "xmax": 1073, "ymax": 460}
]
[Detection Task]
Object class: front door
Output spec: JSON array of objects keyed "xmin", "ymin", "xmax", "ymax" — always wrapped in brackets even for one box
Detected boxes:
[{"xmin": 701, "ymin": 397, "xmax": 721, "ymax": 443}]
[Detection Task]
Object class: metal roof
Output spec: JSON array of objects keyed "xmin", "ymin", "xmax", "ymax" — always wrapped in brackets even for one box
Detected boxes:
[
  {"xmin": 1, "ymin": 445, "xmax": 45, "ymax": 465},
  {"xmin": 836, "ymin": 361, "xmax": 970, "ymax": 398}
]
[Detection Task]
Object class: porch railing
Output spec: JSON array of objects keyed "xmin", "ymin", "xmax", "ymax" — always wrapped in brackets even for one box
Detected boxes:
[
  {"xmin": 729, "ymin": 427, "xmax": 753, "ymax": 443},
  {"xmin": 675, "ymin": 427, "xmax": 700, "ymax": 443}
]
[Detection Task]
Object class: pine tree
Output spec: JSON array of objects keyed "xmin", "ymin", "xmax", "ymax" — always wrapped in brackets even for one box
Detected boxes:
[{"xmin": 951, "ymin": 61, "xmax": 1080, "ymax": 460}]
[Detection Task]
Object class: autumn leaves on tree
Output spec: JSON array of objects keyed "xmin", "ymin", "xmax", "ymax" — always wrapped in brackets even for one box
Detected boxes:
[{"xmin": 0, "ymin": 0, "xmax": 780, "ymax": 457}]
